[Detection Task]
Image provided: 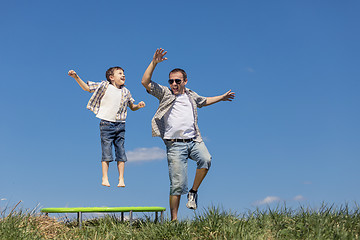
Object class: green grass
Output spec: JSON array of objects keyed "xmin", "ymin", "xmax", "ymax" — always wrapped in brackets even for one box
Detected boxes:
[{"xmin": 1, "ymin": 203, "xmax": 360, "ymax": 239}]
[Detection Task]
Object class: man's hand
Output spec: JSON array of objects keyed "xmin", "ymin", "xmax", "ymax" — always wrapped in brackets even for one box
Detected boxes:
[
  {"xmin": 204, "ymin": 90, "xmax": 235, "ymax": 106},
  {"xmin": 68, "ymin": 70, "xmax": 78, "ymax": 78},
  {"xmin": 142, "ymin": 48, "xmax": 167, "ymax": 91},
  {"xmin": 221, "ymin": 90, "xmax": 235, "ymax": 102},
  {"xmin": 153, "ymin": 48, "xmax": 168, "ymax": 64}
]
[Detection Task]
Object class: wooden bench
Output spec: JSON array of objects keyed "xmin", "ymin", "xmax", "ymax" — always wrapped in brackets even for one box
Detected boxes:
[{"xmin": 41, "ymin": 206, "xmax": 166, "ymax": 227}]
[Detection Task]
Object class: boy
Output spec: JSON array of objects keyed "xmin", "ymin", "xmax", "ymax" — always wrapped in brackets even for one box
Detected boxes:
[{"xmin": 68, "ymin": 67, "xmax": 145, "ymax": 187}]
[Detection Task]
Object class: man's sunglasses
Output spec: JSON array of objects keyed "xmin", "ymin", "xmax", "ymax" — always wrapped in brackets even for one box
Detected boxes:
[{"xmin": 168, "ymin": 79, "xmax": 182, "ymax": 84}]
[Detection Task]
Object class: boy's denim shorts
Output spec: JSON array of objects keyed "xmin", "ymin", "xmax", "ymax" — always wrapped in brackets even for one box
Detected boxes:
[
  {"xmin": 99, "ymin": 120, "xmax": 127, "ymax": 162},
  {"xmin": 164, "ymin": 140, "xmax": 212, "ymax": 196}
]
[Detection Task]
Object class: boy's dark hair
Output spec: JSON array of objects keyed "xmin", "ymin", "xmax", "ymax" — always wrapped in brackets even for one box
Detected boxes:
[
  {"xmin": 169, "ymin": 68, "xmax": 187, "ymax": 80},
  {"xmin": 106, "ymin": 66, "xmax": 124, "ymax": 82}
]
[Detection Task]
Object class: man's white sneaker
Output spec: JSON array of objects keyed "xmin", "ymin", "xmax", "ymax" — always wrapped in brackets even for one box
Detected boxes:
[{"xmin": 186, "ymin": 191, "xmax": 198, "ymax": 210}]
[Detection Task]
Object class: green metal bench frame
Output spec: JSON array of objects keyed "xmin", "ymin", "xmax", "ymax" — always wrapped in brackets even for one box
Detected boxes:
[{"xmin": 41, "ymin": 206, "xmax": 166, "ymax": 227}]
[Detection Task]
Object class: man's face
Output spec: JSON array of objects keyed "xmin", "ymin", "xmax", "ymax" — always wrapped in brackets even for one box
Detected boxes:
[
  {"xmin": 169, "ymin": 72, "xmax": 187, "ymax": 95},
  {"xmin": 110, "ymin": 69, "xmax": 125, "ymax": 88}
]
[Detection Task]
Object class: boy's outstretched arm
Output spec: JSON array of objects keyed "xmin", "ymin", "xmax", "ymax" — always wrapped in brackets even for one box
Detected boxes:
[
  {"xmin": 129, "ymin": 101, "xmax": 146, "ymax": 111},
  {"xmin": 204, "ymin": 90, "xmax": 235, "ymax": 106},
  {"xmin": 68, "ymin": 70, "xmax": 90, "ymax": 92},
  {"xmin": 141, "ymin": 48, "xmax": 168, "ymax": 91}
]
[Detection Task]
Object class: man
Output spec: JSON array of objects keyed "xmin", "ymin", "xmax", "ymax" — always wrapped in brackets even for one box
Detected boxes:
[{"xmin": 141, "ymin": 48, "xmax": 235, "ymax": 220}]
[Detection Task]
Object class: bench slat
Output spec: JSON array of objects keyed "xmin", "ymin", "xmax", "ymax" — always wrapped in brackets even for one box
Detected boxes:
[{"xmin": 41, "ymin": 206, "xmax": 166, "ymax": 213}]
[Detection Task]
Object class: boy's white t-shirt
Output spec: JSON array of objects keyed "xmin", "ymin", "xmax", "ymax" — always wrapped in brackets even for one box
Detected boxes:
[
  {"xmin": 163, "ymin": 93, "xmax": 196, "ymax": 139},
  {"xmin": 96, "ymin": 84, "xmax": 123, "ymax": 122}
]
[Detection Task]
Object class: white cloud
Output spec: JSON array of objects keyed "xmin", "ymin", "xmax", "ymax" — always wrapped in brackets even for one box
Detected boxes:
[
  {"xmin": 1, "ymin": 198, "xmax": 7, "ymax": 201},
  {"xmin": 247, "ymin": 67, "xmax": 255, "ymax": 73},
  {"xmin": 253, "ymin": 196, "xmax": 281, "ymax": 206},
  {"xmin": 293, "ymin": 195, "xmax": 305, "ymax": 201},
  {"xmin": 127, "ymin": 147, "xmax": 166, "ymax": 162}
]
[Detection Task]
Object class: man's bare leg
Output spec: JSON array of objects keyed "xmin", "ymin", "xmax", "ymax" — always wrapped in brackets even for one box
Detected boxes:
[
  {"xmin": 101, "ymin": 161, "xmax": 110, "ymax": 187},
  {"xmin": 170, "ymin": 195, "xmax": 181, "ymax": 221},
  {"xmin": 117, "ymin": 161, "xmax": 125, "ymax": 187},
  {"xmin": 191, "ymin": 168, "xmax": 208, "ymax": 191}
]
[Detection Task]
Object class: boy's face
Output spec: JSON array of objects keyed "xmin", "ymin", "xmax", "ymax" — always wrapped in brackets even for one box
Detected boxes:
[
  {"xmin": 169, "ymin": 72, "xmax": 187, "ymax": 95},
  {"xmin": 110, "ymin": 69, "xmax": 125, "ymax": 88}
]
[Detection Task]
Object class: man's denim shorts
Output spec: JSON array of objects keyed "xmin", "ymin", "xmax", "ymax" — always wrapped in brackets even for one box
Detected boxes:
[
  {"xmin": 164, "ymin": 140, "xmax": 212, "ymax": 196},
  {"xmin": 99, "ymin": 120, "xmax": 127, "ymax": 162}
]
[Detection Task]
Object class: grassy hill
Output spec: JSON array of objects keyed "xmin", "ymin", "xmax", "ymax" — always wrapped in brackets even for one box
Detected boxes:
[{"xmin": 1, "ymin": 204, "xmax": 359, "ymax": 239}]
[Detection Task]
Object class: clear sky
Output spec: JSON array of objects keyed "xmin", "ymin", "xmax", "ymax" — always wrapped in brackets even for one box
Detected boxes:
[{"xmin": 1, "ymin": 1, "xmax": 359, "ymax": 220}]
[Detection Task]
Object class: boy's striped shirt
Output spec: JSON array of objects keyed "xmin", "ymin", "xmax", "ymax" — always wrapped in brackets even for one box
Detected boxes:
[{"xmin": 86, "ymin": 81, "xmax": 134, "ymax": 121}]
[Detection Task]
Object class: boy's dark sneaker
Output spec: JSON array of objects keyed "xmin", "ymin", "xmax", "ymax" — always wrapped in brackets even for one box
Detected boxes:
[{"xmin": 186, "ymin": 191, "xmax": 198, "ymax": 210}]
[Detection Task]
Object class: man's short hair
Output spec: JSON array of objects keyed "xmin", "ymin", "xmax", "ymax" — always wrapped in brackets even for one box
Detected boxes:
[
  {"xmin": 169, "ymin": 68, "xmax": 187, "ymax": 80},
  {"xmin": 106, "ymin": 66, "xmax": 124, "ymax": 82}
]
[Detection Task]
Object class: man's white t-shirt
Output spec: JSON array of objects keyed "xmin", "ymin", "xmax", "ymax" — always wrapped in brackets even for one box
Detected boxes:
[
  {"xmin": 163, "ymin": 93, "xmax": 196, "ymax": 139},
  {"xmin": 96, "ymin": 84, "xmax": 123, "ymax": 122}
]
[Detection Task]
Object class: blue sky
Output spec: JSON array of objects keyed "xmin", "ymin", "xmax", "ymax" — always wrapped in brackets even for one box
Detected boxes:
[{"xmin": 1, "ymin": 1, "xmax": 359, "ymax": 220}]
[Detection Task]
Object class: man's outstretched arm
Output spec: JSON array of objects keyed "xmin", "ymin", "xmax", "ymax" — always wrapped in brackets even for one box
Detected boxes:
[
  {"xmin": 141, "ymin": 48, "xmax": 167, "ymax": 91},
  {"xmin": 204, "ymin": 90, "xmax": 235, "ymax": 106}
]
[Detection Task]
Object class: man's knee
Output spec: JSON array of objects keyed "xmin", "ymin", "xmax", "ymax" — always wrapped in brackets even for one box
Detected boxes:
[
  {"xmin": 192, "ymin": 142, "xmax": 212, "ymax": 169},
  {"xmin": 197, "ymin": 155, "xmax": 211, "ymax": 170},
  {"xmin": 170, "ymin": 185, "xmax": 188, "ymax": 196}
]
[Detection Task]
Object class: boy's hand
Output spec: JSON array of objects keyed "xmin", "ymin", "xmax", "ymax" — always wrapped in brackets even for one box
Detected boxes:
[
  {"xmin": 129, "ymin": 101, "xmax": 145, "ymax": 111},
  {"xmin": 138, "ymin": 101, "xmax": 146, "ymax": 108},
  {"xmin": 68, "ymin": 70, "xmax": 78, "ymax": 78},
  {"xmin": 153, "ymin": 48, "xmax": 168, "ymax": 64},
  {"xmin": 222, "ymin": 90, "xmax": 235, "ymax": 101},
  {"xmin": 68, "ymin": 70, "xmax": 90, "ymax": 92}
]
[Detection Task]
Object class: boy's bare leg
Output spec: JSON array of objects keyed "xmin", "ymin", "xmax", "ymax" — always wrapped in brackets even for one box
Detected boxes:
[
  {"xmin": 169, "ymin": 195, "xmax": 181, "ymax": 221},
  {"xmin": 191, "ymin": 168, "xmax": 208, "ymax": 191},
  {"xmin": 117, "ymin": 161, "xmax": 125, "ymax": 187},
  {"xmin": 101, "ymin": 161, "xmax": 110, "ymax": 187}
]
